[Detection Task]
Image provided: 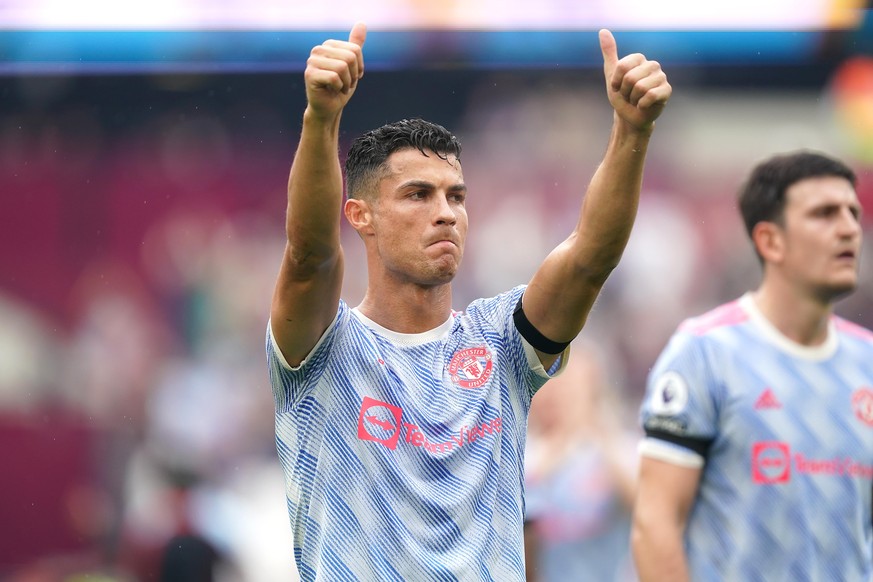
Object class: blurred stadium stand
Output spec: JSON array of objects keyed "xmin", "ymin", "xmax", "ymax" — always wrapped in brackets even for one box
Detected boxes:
[{"xmin": 1, "ymin": 2, "xmax": 872, "ymax": 580}]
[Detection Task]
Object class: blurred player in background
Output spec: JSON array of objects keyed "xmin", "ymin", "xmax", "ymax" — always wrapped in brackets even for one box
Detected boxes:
[
  {"xmin": 632, "ymin": 151, "xmax": 873, "ymax": 581},
  {"xmin": 524, "ymin": 341, "xmax": 638, "ymax": 582},
  {"xmin": 266, "ymin": 22, "xmax": 671, "ymax": 580}
]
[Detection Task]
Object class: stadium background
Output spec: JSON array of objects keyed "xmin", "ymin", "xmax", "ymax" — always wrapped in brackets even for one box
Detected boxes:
[{"xmin": 1, "ymin": 1, "xmax": 873, "ymax": 579}]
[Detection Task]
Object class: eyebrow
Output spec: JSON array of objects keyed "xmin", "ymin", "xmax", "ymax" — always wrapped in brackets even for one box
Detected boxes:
[
  {"xmin": 807, "ymin": 201, "xmax": 863, "ymax": 217},
  {"xmin": 398, "ymin": 179, "xmax": 467, "ymax": 193}
]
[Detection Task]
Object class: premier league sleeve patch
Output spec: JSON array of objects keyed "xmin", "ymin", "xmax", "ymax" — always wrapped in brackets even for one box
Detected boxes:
[{"xmin": 649, "ymin": 371, "xmax": 689, "ymax": 416}]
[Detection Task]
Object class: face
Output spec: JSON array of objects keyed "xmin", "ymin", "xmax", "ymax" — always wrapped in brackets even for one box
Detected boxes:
[
  {"xmin": 770, "ymin": 175, "xmax": 862, "ymax": 300},
  {"xmin": 362, "ymin": 148, "xmax": 468, "ymax": 286}
]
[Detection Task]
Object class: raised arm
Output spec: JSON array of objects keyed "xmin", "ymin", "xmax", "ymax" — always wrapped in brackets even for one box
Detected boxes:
[
  {"xmin": 631, "ymin": 457, "xmax": 701, "ymax": 582},
  {"xmin": 271, "ymin": 23, "xmax": 367, "ymax": 366},
  {"xmin": 519, "ymin": 29, "xmax": 671, "ymax": 367}
]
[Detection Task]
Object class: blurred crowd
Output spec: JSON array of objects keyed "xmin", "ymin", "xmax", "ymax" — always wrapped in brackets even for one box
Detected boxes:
[{"xmin": 1, "ymin": 63, "xmax": 872, "ymax": 580}]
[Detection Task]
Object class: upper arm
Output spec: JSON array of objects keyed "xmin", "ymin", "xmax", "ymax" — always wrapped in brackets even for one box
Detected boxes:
[
  {"xmin": 634, "ymin": 455, "xmax": 701, "ymax": 531},
  {"xmin": 521, "ymin": 241, "xmax": 606, "ymax": 369},
  {"xmin": 630, "ymin": 453, "xmax": 701, "ymax": 582},
  {"xmin": 270, "ymin": 241, "xmax": 344, "ymax": 367},
  {"xmin": 633, "ymin": 332, "xmax": 715, "ymax": 530}
]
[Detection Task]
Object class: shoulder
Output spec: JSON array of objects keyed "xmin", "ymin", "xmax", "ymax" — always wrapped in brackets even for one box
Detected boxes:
[
  {"xmin": 652, "ymin": 299, "xmax": 749, "ymax": 375},
  {"xmin": 833, "ymin": 316, "xmax": 873, "ymax": 344},
  {"xmin": 464, "ymin": 285, "xmax": 525, "ymax": 313},
  {"xmin": 458, "ymin": 285, "xmax": 526, "ymax": 325},
  {"xmin": 270, "ymin": 299, "xmax": 354, "ymax": 370},
  {"xmin": 677, "ymin": 298, "xmax": 748, "ymax": 337}
]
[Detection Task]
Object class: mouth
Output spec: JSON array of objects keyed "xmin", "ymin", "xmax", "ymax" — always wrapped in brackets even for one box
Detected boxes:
[
  {"xmin": 428, "ymin": 235, "xmax": 458, "ymax": 247},
  {"xmin": 834, "ymin": 250, "xmax": 859, "ymax": 267}
]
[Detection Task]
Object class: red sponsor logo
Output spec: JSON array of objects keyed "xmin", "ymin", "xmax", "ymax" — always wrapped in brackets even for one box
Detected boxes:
[
  {"xmin": 357, "ymin": 396, "xmax": 403, "ymax": 450},
  {"xmin": 402, "ymin": 418, "xmax": 503, "ymax": 454},
  {"xmin": 794, "ymin": 454, "xmax": 873, "ymax": 479},
  {"xmin": 852, "ymin": 387, "xmax": 873, "ymax": 427},
  {"xmin": 752, "ymin": 441, "xmax": 873, "ymax": 484},
  {"xmin": 448, "ymin": 347, "xmax": 493, "ymax": 389},
  {"xmin": 357, "ymin": 397, "xmax": 502, "ymax": 455},
  {"xmin": 752, "ymin": 441, "xmax": 791, "ymax": 484}
]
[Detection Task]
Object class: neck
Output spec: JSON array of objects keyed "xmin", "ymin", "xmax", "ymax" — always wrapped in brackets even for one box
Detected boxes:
[
  {"xmin": 752, "ymin": 280, "xmax": 833, "ymax": 346},
  {"xmin": 357, "ymin": 282, "xmax": 454, "ymax": 333}
]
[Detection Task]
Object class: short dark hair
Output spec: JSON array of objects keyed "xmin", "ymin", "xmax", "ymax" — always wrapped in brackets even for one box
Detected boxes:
[
  {"xmin": 344, "ymin": 118, "xmax": 462, "ymax": 200},
  {"xmin": 738, "ymin": 150, "xmax": 856, "ymax": 240}
]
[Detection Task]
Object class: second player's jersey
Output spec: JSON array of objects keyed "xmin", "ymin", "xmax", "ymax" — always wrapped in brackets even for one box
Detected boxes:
[
  {"xmin": 267, "ymin": 285, "xmax": 559, "ymax": 581},
  {"xmin": 640, "ymin": 294, "xmax": 873, "ymax": 582}
]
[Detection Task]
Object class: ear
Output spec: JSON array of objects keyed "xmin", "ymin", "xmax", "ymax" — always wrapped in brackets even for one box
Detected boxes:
[
  {"xmin": 751, "ymin": 221, "xmax": 785, "ymax": 264},
  {"xmin": 344, "ymin": 197, "xmax": 375, "ymax": 235}
]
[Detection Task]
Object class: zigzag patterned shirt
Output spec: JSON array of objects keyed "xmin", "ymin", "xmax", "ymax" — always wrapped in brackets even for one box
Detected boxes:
[
  {"xmin": 267, "ymin": 285, "xmax": 562, "ymax": 581},
  {"xmin": 640, "ymin": 293, "xmax": 873, "ymax": 582}
]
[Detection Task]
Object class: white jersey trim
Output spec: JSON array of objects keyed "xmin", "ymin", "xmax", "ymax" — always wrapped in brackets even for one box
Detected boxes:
[
  {"xmin": 739, "ymin": 293, "xmax": 837, "ymax": 361},
  {"xmin": 351, "ymin": 307, "xmax": 454, "ymax": 346},
  {"xmin": 638, "ymin": 437, "xmax": 705, "ymax": 468},
  {"xmin": 268, "ymin": 308, "xmax": 342, "ymax": 371},
  {"xmin": 521, "ymin": 335, "xmax": 569, "ymax": 379}
]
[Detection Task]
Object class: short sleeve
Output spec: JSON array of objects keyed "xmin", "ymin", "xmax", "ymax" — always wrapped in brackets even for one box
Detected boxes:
[
  {"xmin": 464, "ymin": 285, "xmax": 568, "ymax": 402},
  {"xmin": 266, "ymin": 301, "xmax": 346, "ymax": 412},
  {"xmin": 638, "ymin": 331, "xmax": 720, "ymax": 467}
]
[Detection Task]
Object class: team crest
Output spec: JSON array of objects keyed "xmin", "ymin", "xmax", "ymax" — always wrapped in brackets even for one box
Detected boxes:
[
  {"xmin": 448, "ymin": 346, "xmax": 493, "ymax": 389},
  {"xmin": 851, "ymin": 387, "xmax": 873, "ymax": 427}
]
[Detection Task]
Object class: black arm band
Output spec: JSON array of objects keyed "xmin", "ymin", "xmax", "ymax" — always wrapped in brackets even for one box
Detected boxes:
[
  {"xmin": 644, "ymin": 428, "xmax": 714, "ymax": 459},
  {"xmin": 512, "ymin": 295, "xmax": 571, "ymax": 355}
]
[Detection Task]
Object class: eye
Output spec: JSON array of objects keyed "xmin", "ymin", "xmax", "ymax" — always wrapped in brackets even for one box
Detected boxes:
[{"xmin": 813, "ymin": 206, "xmax": 838, "ymax": 218}]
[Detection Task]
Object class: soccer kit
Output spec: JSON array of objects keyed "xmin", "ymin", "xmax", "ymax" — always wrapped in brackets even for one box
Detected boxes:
[
  {"xmin": 640, "ymin": 293, "xmax": 873, "ymax": 581},
  {"xmin": 267, "ymin": 285, "xmax": 561, "ymax": 581}
]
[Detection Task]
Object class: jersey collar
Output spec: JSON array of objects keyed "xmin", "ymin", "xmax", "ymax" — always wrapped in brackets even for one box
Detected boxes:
[
  {"xmin": 739, "ymin": 292, "xmax": 838, "ymax": 361},
  {"xmin": 351, "ymin": 308, "xmax": 455, "ymax": 346}
]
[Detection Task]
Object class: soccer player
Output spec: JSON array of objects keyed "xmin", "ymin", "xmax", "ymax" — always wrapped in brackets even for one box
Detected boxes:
[
  {"xmin": 632, "ymin": 151, "xmax": 873, "ymax": 581},
  {"xmin": 267, "ymin": 22, "xmax": 671, "ymax": 580}
]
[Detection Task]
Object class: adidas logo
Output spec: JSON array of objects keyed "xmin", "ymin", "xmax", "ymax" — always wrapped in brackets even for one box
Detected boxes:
[{"xmin": 754, "ymin": 388, "xmax": 782, "ymax": 410}]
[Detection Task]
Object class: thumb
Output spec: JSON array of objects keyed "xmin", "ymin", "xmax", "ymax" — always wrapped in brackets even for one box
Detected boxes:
[
  {"xmin": 349, "ymin": 22, "xmax": 367, "ymax": 47},
  {"xmin": 599, "ymin": 29, "xmax": 618, "ymax": 77}
]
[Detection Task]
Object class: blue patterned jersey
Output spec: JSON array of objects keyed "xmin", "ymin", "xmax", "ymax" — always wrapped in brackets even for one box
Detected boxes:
[
  {"xmin": 267, "ymin": 285, "xmax": 560, "ymax": 581},
  {"xmin": 639, "ymin": 293, "xmax": 873, "ymax": 582}
]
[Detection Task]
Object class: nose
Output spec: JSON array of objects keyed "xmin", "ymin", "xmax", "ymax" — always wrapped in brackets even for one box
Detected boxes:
[
  {"xmin": 434, "ymin": 193, "xmax": 457, "ymax": 226},
  {"xmin": 838, "ymin": 207, "xmax": 862, "ymax": 239}
]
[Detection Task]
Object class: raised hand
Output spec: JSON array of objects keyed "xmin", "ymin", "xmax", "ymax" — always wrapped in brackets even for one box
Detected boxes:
[
  {"xmin": 304, "ymin": 22, "xmax": 367, "ymax": 120},
  {"xmin": 599, "ymin": 29, "xmax": 671, "ymax": 133}
]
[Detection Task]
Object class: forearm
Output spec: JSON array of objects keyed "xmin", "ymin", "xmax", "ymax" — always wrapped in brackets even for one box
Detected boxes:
[
  {"xmin": 571, "ymin": 115, "xmax": 651, "ymax": 278},
  {"xmin": 285, "ymin": 108, "xmax": 345, "ymax": 268},
  {"xmin": 632, "ymin": 521, "xmax": 689, "ymax": 582}
]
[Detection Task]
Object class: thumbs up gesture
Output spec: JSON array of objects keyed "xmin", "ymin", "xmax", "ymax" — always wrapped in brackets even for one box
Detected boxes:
[
  {"xmin": 599, "ymin": 29, "xmax": 671, "ymax": 133},
  {"xmin": 304, "ymin": 22, "xmax": 367, "ymax": 120}
]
